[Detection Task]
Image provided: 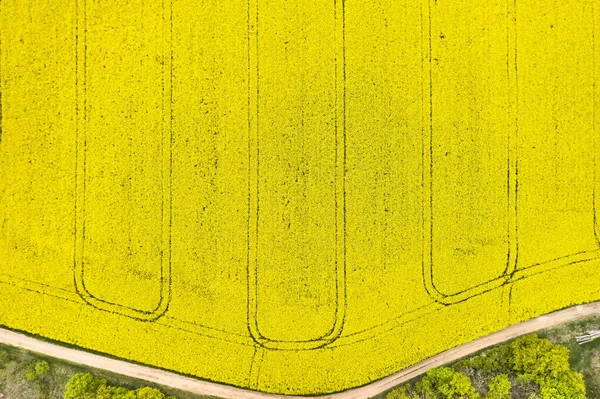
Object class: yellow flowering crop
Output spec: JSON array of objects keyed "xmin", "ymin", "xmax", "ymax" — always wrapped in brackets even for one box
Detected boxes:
[{"xmin": 0, "ymin": 0, "xmax": 598, "ymax": 395}]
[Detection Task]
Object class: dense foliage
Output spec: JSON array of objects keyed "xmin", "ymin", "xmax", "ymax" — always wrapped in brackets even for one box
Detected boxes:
[
  {"xmin": 64, "ymin": 373, "xmax": 176, "ymax": 399},
  {"xmin": 385, "ymin": 334, "xmax": 587, "ymax": 399},
  {"xmin": 484, "ymin": 374, "xmax": 511, "ymax": 399},
  {"xmin": 415, "ymin": 367, "xmax": 479, "ymax": 399},
  {"xmin": 26, "ymin": 360, "xmax": 50, "ymax": 381}
]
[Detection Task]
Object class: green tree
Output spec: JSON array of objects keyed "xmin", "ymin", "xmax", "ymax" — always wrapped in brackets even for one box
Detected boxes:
[
  {"xmin": 135, "ymin": 387, "xmax": 166, "ymax": 399},
  {"xmin": 26, "ymin": 360, "xmax": 50, "ymax": 381},
  {"xmin": 415, "ymin": 367, "xmax": 479, "ymax": 399},
  {"xmin": 509, "ymin": 334, "xmax": 570, "ymax": 381},
  {"xmin": 509, "ymin": 335, "xmax": 586, "ymax": 399},
  {"xmin": 485, "ymin": 374, "xmax": 511, "ymax": 399},
  {"xmin": 64, "ymin": 373, "xmax": 176, "ymax": 399},
  {"xmin": 475, "ymin": 347, "xmax": 512, "ymax": 374},
  {"xmin": 387, "ymin": 385, "xmax": 420, "ymax": 399},
  {"xmin": 96, "ymin": 384, "xmax": 138, "ymax": 399},
  {"xmin": 453, "ymin": 346, "xmax": 512, "ymax": 376},
  {"xmin": 538, "ymin": 370, "xmax": 586, "ymax": 399},
  {"xmin": 64, "ymin": 372, "xmax": 107, "ymax": 399}
]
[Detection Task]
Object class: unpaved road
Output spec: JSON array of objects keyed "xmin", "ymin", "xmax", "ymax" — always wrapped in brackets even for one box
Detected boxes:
[{"xmin": 0, "ymin": 302, "xmax": 599, "ymax": 399}]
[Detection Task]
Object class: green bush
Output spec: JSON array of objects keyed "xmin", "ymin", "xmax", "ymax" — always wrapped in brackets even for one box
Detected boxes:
[
  {"xmin": 96, "ymin": 385, "xmax": 137, "ymax": 399},
  {"xmin": 135, "ymin": 387, "xmax": 166, "ymax": 399},
  {"xmin": 509, "ymin": 334, "xmax": 586, "ymax": 399},
  {"xmin": 26, "ymin": 360, "xmax": 50, "ymax": 381},
  {"xmin": 64, "ymin": 372, "xmax": 177, "ymax": 399},
  {"xmin": 387, "ymin": 385, "xmax": 420, "ymax": 399},
  {"xmin": 509, "ymin": 334, "xmax": 570, "ymax": 380},
  {"xmin": 0, "ymin": 349, "xmax": 10, "ymax": 365},
  {"xmin": 392, "ymin": 334, "xmax": 588, "ymax": 399},
  {"xmin": 476, "ymin": 347, "xmax": 512, "ymax": 374},
  {"xmin": 64, "ymin": 373, "xmax": 107, "ymax": 399},
  {"xmin": 415, "ymin": 367, "xmax": 479, "ymax": 399},
  {"xmin": 454, "ymin": 346, "xmax": 512, "ymax": 375},
  {"xmin": 537, "ymin": 370, "xmax": 586, "ymax": 399},
  {"xmin": 485, "ymin": 374, "xmax": 511, "ymax": 399}
]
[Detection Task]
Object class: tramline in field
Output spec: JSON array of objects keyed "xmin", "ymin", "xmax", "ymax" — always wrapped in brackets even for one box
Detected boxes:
[{"xmin": 0, "ymin": 0, "xmax": 599, "ymax": 395}]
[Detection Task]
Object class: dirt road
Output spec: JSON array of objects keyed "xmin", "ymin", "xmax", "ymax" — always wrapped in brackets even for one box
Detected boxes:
[{"xmin": 1, "ymin": 302, "xmax": 598, "ymax": 399}]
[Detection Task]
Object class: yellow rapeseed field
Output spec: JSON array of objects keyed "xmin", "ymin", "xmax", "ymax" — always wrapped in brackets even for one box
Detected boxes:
[{"xmin": 0, "ymin": 0, "xmax": 599, "ymax": 394}]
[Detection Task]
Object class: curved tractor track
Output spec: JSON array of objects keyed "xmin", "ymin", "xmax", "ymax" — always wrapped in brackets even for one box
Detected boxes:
[{"xmin": 1, "ymin": 302, "xmax": 599, "ymax": 399}]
